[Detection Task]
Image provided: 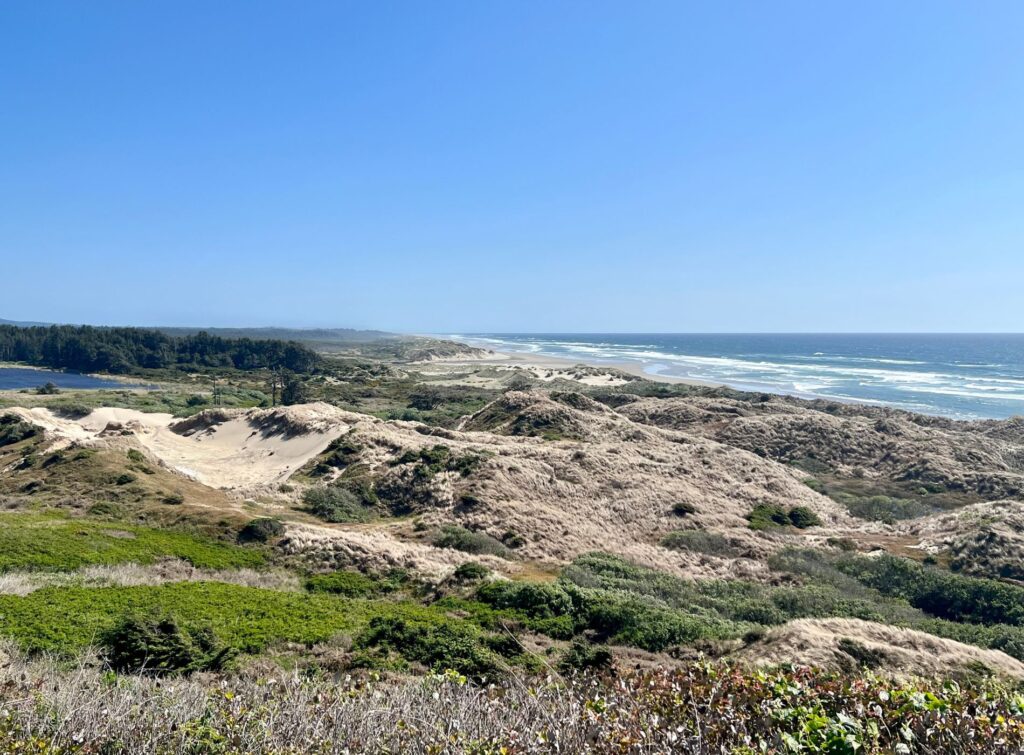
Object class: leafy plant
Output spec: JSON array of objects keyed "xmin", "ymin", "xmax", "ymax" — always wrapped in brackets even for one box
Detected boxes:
[
  {"xmin": 787, "ymin": 506, "xmax": 822, "ymax": 528},
  {"xmin": 304, "ymin": 486, "xmax": 374, "ymax": 523},
  {"xmin": 101, "ymin": 613, "xmax": 234, "ymax": 675},
  {"xmin": 433, "ymin": 526, "xmax": 511, "ymax": 558},
  {"xmin": 452, "ymin": 562, "xmax": 491, "ymax": 583},
  {"xmin": 0, "ymin": 414, "xmax": 39, "ymax": 447},
  {"xmin": 746, "ymin": 503, "xmax": 791, "ymax": 530},
  {"xmin": 237, "ymin": 518, "xmax": 284, "ymax": 544}
]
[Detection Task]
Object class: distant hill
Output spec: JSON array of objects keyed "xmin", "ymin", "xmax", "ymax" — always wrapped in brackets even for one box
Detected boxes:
[
  {"xmin": 155, "ymin": 327, "xmax": 395, "ymax": 346},
  {"xmin": 0, "ymin": 317, "xmax": 52, "ymax": 327}
]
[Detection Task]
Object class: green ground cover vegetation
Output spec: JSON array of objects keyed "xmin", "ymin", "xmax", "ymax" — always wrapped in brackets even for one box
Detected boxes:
[{"xmin": 0, "ymin": 512, "xmax": 265, "ymax": 572}]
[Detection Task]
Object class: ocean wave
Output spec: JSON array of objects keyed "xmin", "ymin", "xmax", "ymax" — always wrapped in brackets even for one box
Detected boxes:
[
  {"xmin": 892, "ymin": 385, "xmax": 1024, "ymax": 401},
  {"xmin": 449, "ymin": 334, "xmax": 1024, "ymax": 419}
]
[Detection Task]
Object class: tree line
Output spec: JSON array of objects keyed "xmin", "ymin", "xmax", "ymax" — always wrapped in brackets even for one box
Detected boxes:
[{"xmin": 0, "ymin": 325, "xmax": 320, "ymax": 375}]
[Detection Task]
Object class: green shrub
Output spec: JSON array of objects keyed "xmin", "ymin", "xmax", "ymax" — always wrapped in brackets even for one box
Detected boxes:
[
  {"xmin": 304, "ymin": 486, "xmax": 373, "ymax": 523},
  {"xmin": 36, "ymin": 382, "xmax": 60, "ymax": 395},
  {"xmin": 477, "ymin": 580, "xmax": 576, "ymax": 620},
  {"xmin": 839, "ymin": 494, "xmax": 935, "ymax": 522},
  {"xmin": 114, "ymin": 473, "xmax": 137, "ymax": 486},
  {"xmin": 126, "ymin": 449, "xmax": 146, "ymax": 463},
  {"xmin": 788, "ymin": 506, "xmax": 822, "ymax": 529},
  {"xmin": 101, "ymin": 613, "xmax": 234, "ymax": 675},
  {"xmin": 305, "ymin": 570, "xmax": 380, "ymax": 597},
  {"xmin": 452, "ymin": 562, "xmax": 491, "ymax": 583},
  {"xmin": 579, "ymin": 597, "xmax": 687, "ymax": 650},
  {"xmin": 51, "ymin": 404, "xmax": 92, "ymax": 419},
  {"xmin": 0, "ymin": 414, "xmax": 39, "ymax": 447},
  {"xmin": 161, "ymin": 491, "xmax": 185, "ymax": 505},
  {"xmin": 670, "ymin": 501, "xmax": 697, "ymax": 517},
  {"xmin": 501, "ymin": 530, "xmax": 526, "ymax": 549},
  {"xmin": 305, "ymin": 569, "xmax": 408, "ymax": 597},
  {"xmin": 746, "ymin": 503, "xmax": 791, "ymax": 530},
  {"xmin": 311, "ymin": 435, "xmax": 363, "ymax": 475},
  {"xmin": 831, "ymin": 553, "xmax": 1024, "ymax": 627},
  {"xmin": 661, "ymin": 530, "xmax": 741, "ymax": 557},
  {"xmin": 747, "ymin": 504, "xmax": 820, "ymax": 530},
  {"xmin": 87, "ymin": 501, "xmax": 125, "ymax": 519},
  {"xmin": 433, "ymin": 526, "xmax": 511, "ymax": 558},
  {"xmin": 559, "ymin": 639, "xmax": 613, "ymax": 673},
  {"xmin": 392, "ymin": 445, "xmax": 485, "ymax": 478},
  {"xmin": 237, "ymin": 518, "xmax": 284, "ymax": 544},
  {"xmin": 353, "ymin": 615, "xmax": 500, "ymax": 677}
]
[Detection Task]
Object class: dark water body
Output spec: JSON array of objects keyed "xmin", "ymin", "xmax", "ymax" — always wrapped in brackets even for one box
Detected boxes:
[
  {"xmin": 451, "ymin": 333, "xmax": 1024, "ymax": 421},
  {"xmin": 0, "ymin": 367, "xmax": 143, "ymax": 391}
]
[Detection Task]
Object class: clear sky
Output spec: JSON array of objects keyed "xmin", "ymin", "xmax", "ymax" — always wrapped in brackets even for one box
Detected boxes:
[{"xmin": 2, "ymin": 2, "xmax": 1022, "ymax": 333}]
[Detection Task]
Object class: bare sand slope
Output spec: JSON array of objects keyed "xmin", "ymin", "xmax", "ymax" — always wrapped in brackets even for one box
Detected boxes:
[
  {"xmin": 737, "ymin": 617, "xmax": 1024, "ymax": 679},
  {"xmin": 8, "ymin": 403, "xmax": 352, "ymax": 489}
]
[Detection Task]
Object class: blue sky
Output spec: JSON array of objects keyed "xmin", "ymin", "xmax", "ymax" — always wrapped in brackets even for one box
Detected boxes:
[{"xmin": 2, "ymin": 2, "xmax": 1022, "ymax": 332}]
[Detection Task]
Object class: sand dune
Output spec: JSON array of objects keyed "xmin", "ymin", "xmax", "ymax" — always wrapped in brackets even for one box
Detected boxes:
[
  {"xmin": 8, "ymin": 403, "xmax": 352, "ymax": 490},
  {"xmin": 738, "ymin": 617, "xmax": 1024, "ymax": 679}
]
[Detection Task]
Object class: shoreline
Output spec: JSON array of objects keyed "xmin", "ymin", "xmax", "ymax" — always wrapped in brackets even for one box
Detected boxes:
[{"xmin": 428, "ymin": 347, "xmax": 724, "ymax": 388}]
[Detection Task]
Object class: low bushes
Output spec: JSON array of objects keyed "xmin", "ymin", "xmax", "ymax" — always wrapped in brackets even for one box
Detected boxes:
[
  {"xmin": 0, "ymin": 660, "xmax": 1022, "ymax": 753},
  {"xmin": 0, "ymin": 513, "xmax": 265, "ymax": 572},
  {"xmin": 830, "ymin": 553, "xmax": 1024, "ymax": 627},
  {"xmin": 353, "ymin": 616, "xmax": 505, "ymax": 678},
  {"xmin": 452, "ymin": 562, "xmax": 491, "ymax": 583},
  {"xmin": 0, "ymin": 582, "xmax": 470, "ymax": 659},
  {"xmin": 661, "ymin": 530, "xmax": 741, "ymax": 557},
  {"xmin": 837, "ymin": 493, "xmax": 936, "ymax": 522},
  {"xmin": 102, "ymin": 613, "xmax": 234, "ymax": 675},
  {"xmin": 310, "ymin": 435, "xmax": 363, "ymax": 476},
  {"xmin": 559, "ymin": 639, "xmax": 613, "ymax": 673},
  {"xmin": 0, "ymin": 414, "xmax": 39, "ymax": 447},
  {"xmin": 433, "ymin": 526, "xmax": 511, "ymax": 558},
  {"xmin": 476, "ymin": 565, "xmax": 744, "ymax": 652},
  {"xmin": 303, "ymin": 569, "xmax": 407, "ymax": 598},
  {"xmin": 392, "ymin": 445, "xmax": 485, "ymax": 479},
  {"xmin": 747, "ymin": 503, "xmax": 821, "ymax": 530},
  {"xmin": 237, "ymin": 518, "xmax": 285, "ymax": 544},
  {"xmin": 771, "ymin": 547, "xmax": 1024, "ymax": 661},
  {"xmin": 304, "ymin": 486, "xmax": 374, "ymax": 523}
]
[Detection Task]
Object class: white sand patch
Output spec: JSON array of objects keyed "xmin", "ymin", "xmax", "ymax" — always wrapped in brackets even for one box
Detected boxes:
[
  {"xmin": 515, "ymin": 365, "xmax": 631, "ymax": 386},
  {"xmin": 7, "ymin": 403, "xmax": 353, "ymax": 490}
]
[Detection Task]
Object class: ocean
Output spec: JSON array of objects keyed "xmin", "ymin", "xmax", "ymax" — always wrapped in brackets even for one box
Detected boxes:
[{"xmin": 452, "ymin": 333, "xmax": 1024, "ymax": 421}]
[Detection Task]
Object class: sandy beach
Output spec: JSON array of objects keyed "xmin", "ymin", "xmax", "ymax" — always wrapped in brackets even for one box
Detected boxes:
[{"xmin": 416, "ymin": 346, "xmax": 723, "ymax": 388}]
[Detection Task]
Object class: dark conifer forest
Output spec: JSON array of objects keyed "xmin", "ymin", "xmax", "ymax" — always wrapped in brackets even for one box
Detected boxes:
[{"xmin": 0, "ymin": 325, "xmax": 320, "ymax": 374}]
